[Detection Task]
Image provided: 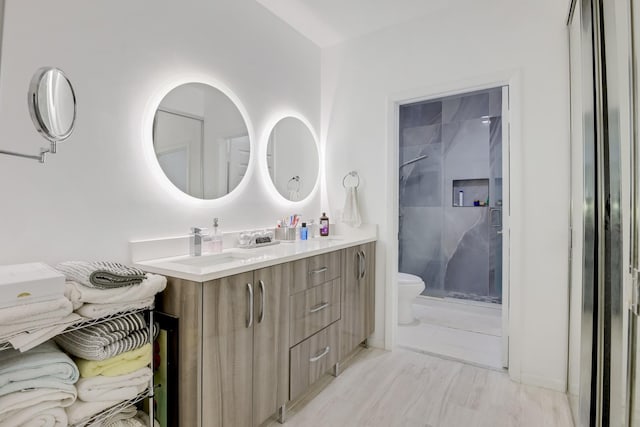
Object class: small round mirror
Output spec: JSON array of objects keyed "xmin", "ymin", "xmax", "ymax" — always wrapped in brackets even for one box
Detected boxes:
[
  {"xmin": 153, "ymin": 82, "xmax": 251, "ymax": 199},
  {"xmin": 266, "ymin": 117, "xmax": 319, "ymax": 201},
  {"xmin": 28, "ymin": 67, "xmax": 77, "ymax": 143}
]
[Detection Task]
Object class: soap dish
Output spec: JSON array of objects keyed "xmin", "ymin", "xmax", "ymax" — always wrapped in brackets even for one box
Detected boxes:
[{"xmin": 237, "ymin": 240, "xmax": 281, "ymax": 250}]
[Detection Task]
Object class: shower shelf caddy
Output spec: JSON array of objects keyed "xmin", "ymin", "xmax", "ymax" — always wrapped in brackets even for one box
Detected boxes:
[{"xmin": 452, "ymin": 178, "xmax": 490, "ymax": 207}]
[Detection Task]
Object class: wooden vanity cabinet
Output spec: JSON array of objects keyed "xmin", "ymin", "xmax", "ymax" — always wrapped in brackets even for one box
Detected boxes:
[
  {"xmin": 339, "ymin": 241, "xmax": 376, "ymax": 361},
  {"xmin": 159, "ymin": 263, "xmax": 290, "ymax": 427},
  {"xmin": 157, "ymin": 241, "xmax": 375, "ymax": 426}
]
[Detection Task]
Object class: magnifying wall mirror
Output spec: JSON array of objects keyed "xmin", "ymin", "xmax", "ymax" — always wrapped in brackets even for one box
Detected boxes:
[
  {"xmin": 0, "ymin": 67, "xmax": 77, "ymax": 163},
  {"xmin": 29, "ymin": 67, "xmax": 77, "ymax": 145},
  {"xmin": 153, "ymin": 83, "xmax": 250, "ymax": 199},
  {"xmin": 266, "ymin": 117, "xmax": 319, "ymax": 201}
]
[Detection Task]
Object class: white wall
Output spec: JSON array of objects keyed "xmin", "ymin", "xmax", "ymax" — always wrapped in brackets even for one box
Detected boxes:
[
  {"xmin": 321, "ymin": 0, "xmax": 571, "ymax": 390},
  {"xmin": 0, "ymin": 0, "xmax": 320, "ymax": 264}
]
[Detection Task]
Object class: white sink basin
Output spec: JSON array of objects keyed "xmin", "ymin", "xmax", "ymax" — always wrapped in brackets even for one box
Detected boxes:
[{"xmin": 168, "ymin": 252, "xmax": 252, "ymax": 268}]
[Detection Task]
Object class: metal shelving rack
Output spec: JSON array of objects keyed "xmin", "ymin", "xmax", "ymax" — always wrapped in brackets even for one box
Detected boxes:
[{"xmin": 0, "ymin": 307, "xmax": 155, "ymax": 426}]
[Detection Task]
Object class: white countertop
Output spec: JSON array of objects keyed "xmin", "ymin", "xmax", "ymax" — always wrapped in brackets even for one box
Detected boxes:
[{"xmin": 131, "ymin": 225, "xmax": 377, "ymax": 282}]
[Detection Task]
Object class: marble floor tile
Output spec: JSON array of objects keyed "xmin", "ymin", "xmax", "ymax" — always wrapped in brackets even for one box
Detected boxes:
[
  {"xmin": 397, "ymin": 297, "xmax": 503, "ymax": 369},
  {"xmin": 267, "ymin": 348, "xmax": 574, "ymax": 427}
]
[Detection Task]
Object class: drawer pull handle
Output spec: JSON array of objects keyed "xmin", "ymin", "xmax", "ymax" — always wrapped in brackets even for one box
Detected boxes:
[
  {"xmin": 309, "ymin": 302, "xmax": 330, "ymax": 313},
  {"xmin": 309, "ymin": 346, "xmax": 330, "ymax": 362},
  {"xmin": 310, "ymin": 267, "xmax": 328, "ymax": 275}
]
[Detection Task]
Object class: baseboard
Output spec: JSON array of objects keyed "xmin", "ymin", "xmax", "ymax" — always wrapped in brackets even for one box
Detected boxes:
[{"xmin": 520, "ymin": 373, "xmax": 566, "ymax": 392}]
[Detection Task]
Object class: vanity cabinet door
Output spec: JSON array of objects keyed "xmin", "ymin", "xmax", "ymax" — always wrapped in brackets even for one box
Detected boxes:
[
  {"xmin": 339, "ymin": 243, "xmax": 376, "ymax": 360},
  {"xmin": 203, "ymin": 271, "xmax": 254, "ymax": 427},
  {"xmin": 252, "ymin": 264, "xmax": 290, "ymax": 427}
]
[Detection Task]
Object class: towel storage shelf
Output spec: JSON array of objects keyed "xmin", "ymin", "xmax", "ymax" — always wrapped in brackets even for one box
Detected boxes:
[
  {"xmin": 0, "ymin": 307, "xmax": 151, "ymax": 351},
  {"xmin": 0, "ymin": 306, "xmax": 156, "ymax": 426}
]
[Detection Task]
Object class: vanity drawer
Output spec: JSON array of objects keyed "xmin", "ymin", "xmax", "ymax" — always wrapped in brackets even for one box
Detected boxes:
[
  {"xmin": 289, "ymin": 322, "xmax": 339, "ymax": 401},
  {"xmin": 291, "ymin": 250, "xmax": 341, "ymax": 294},
  {"xmin": 290, "ymin": 279, "xmax": 341, "ymax": 346}
]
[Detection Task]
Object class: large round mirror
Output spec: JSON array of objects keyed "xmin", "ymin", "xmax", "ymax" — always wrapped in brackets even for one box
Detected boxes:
[
  {"xmin": 152, "ymin": 83, "xmax": 250, "ymax": 199},
  {"xmin": 28, "ymin": 67, "xmax": 77, "ymax": 143},
  {"xmin": 267, "ymin": 117, "xmax": 319, "ymax": 201}
]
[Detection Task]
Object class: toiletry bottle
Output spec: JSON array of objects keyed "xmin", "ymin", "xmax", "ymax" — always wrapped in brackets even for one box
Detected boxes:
[
  {"xmin": 458, "ymin": 190, "xmax": 464, "ymax": 207},
  {"xmin": 210, "ymin": 218, "xmax": 223, "ymax": 253},
  {"xmin": 300, "ymin": 223, "xmax": 308, "ymax": 240},
  {"xmin": 308, "ymin": 219, "xmax": 316, "ymax": 238},
  {"xmin": 320, "ymin": 212, "xmax": 330, "ymax": 237}
]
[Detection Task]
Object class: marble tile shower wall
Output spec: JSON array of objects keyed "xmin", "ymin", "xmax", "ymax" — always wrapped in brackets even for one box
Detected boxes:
[{"xmin": 399, "ymin": 89, "xmax": 503, "ymax": 303}]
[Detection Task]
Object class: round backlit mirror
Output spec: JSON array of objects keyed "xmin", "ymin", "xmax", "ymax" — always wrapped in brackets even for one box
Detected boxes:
[
  {"xmin": 28, "ymin": 67, "xmax": 77, "ymax": 144},
  {"xmin": 266, "ymin": 117, "xmax": 319, "ymax": 201},
  {"xmin": 153, "ymin": 83, "xmax": 251, "ymax": 199}
]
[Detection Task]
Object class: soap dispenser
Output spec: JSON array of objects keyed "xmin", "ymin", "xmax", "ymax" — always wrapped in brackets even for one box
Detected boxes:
[{"xmin": 209, "ymin": 218, "xmax": 223, "ymax": 253}]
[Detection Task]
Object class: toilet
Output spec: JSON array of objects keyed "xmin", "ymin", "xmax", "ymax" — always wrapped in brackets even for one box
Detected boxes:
[{"xmin": 397, "ymin": 272, "xmax": 426, "ymax": 324}]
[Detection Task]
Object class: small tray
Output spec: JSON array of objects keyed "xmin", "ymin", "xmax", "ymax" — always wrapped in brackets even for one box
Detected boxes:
[{"xmin": 237, "ymin": 240, "xmax": 281, "ymax": 249}]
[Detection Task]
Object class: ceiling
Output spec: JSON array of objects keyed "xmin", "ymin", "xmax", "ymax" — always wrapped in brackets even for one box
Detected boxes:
[{"xmin": 256, "ymin": 0, "xmax": 456, "ymax": 48}]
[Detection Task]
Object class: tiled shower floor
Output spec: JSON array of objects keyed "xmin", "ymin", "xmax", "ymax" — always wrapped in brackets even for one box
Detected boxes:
[{"xmin": 397, "ymin": 296, "xmax": 504, "ymax": 370}]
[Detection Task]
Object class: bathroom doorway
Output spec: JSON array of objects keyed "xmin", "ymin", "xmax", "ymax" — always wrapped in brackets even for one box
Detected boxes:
[{"xmin": 396, "ymin": 86, "xmax": 509, "ymax": 370}]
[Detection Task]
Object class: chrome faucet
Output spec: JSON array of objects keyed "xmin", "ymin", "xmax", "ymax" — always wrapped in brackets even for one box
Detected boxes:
[{"xmin": 190, "ymin": 227, "xmax": 208, "ymax": 256}]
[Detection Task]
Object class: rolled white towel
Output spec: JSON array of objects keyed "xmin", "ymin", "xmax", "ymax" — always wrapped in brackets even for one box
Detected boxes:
[
  {"xmin": 0, "ymin": 385, "xmax": 76, "ymax": 418},
  {"xmin": 75, "ymin": 297, "xmax": 155, "ymax": 319},
  {"xmin": 65, "ymin": 398, "xmax": 122, "ymax": 426},
  {"xmin": 98, "ymin": 404, "xmax": 137, "ymax": 427},
  {"xmin": 0, "ymin": 401, "xmax": 68, "ymax": 427},
  {"xmin": 64, "ymin": 274, "xmax": 166, "ymax": 305},
  {"xmin": 76, "ymin": 367, "xmax": 152, "ymax": 402},
  {"xmin": 0, "ymin": 341, "xmax": 79, "ymax": 395},
  {"xmin": 7, "ymin": 313, "xmax": 83, "ymax": 352}
]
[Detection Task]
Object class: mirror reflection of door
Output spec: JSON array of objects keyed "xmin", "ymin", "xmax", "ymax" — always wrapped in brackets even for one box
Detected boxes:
[
  {"xmin": 226, "ymin": 135, "xmax": 250, "ymax": 194},
  {"xmin": 153, "ymin": 110, "xmax": 205, "ymax": 197}
]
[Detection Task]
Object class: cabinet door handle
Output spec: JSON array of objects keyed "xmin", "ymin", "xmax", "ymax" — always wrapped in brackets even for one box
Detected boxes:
[
  {"xmin": 360, "ymin": 250, "xmax": 366, "ymax": 280},
  {"xmin": 310, "ymin": 267, "xmax": 328, "ymax": 275},
  {"xmin": 309, "ymin": 346, "xmax": 330, "ymax": 362},
  {"xmin": 246, "ymin": 283, "xmax": 253, "ymax": 328},
  {"xmin": 355, "ymin": 251, "xmax": 361, "ymax": 279},
  {"xmin": 309, "ymin": 302, "xmax": 330, "ymax": 313},
  {"xmin": 259, "ymin": 280, "xmax": 266, "ymax": 324}
]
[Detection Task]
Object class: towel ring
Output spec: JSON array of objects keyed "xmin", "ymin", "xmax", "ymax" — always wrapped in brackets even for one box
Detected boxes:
[
  {"xmin": 287, "ymin": 176, "xmax": 301, "ymax": 192},
  {"xmin": 342, "ymin": 171, "xmax": 360, "ymax": 189}
]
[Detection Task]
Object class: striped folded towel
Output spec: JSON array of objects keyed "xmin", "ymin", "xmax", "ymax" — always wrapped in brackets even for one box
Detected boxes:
[
  {"xmin": 55, "ymin": 261, "xmax": 146, "ymax": 289},
  {"xmin": 54, "ymin": 313, "xmax": 149, "ymax": 361}
]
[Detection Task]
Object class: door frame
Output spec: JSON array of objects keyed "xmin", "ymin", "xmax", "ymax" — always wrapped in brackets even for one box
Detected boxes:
[{"xmin": 384, "ymin": 71, "xmax": 522, "ymax": 378}]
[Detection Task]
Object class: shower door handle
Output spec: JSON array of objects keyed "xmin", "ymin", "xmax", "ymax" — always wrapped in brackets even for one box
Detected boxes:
[{"xmin": 490, "ymin": 208, "xmax": 502, "ymax": 228}]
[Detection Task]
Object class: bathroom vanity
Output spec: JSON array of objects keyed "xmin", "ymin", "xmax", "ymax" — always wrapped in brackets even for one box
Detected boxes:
[{"xmin": 132, "ymin": 229, "xmax": 376, "ymax": 427}]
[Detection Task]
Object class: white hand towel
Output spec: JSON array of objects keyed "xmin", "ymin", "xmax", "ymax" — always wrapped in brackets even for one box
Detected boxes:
[
  {"xmin": 76, "ymin": 367, "xmax": 152, "ymax": 402},
  {"xmin": 342, "ymin": 187, "xmax": 362, "ymax": 227},
  {"xmin": 0, "ymin": 401, "xmax": 68, "ymax": 427},
  {"xmin": 64, "ymin": 274, "xmax": 166, "ymax": 305}
]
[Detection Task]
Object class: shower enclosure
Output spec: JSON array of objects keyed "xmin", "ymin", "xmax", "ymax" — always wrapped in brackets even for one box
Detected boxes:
[{"xmin": 398, "ymin": 88, "xmax": 505, "ymax": 303}]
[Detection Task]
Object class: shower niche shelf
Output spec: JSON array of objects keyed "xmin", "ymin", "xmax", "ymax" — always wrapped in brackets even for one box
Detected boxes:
[{"xmin": 452, "ymin": 178, "xmax": 489, "ymax": 207}]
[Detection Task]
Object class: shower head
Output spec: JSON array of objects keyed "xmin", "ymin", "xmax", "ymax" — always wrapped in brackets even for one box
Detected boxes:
[{"xmin": 399, "ymin": 154, "xmax": 428, "ymax": 169}]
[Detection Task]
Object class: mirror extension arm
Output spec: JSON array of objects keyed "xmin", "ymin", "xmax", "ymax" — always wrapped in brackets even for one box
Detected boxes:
[{"xmin": 0, "ymin": 142, "xmax": 55, "ymax": 163}]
